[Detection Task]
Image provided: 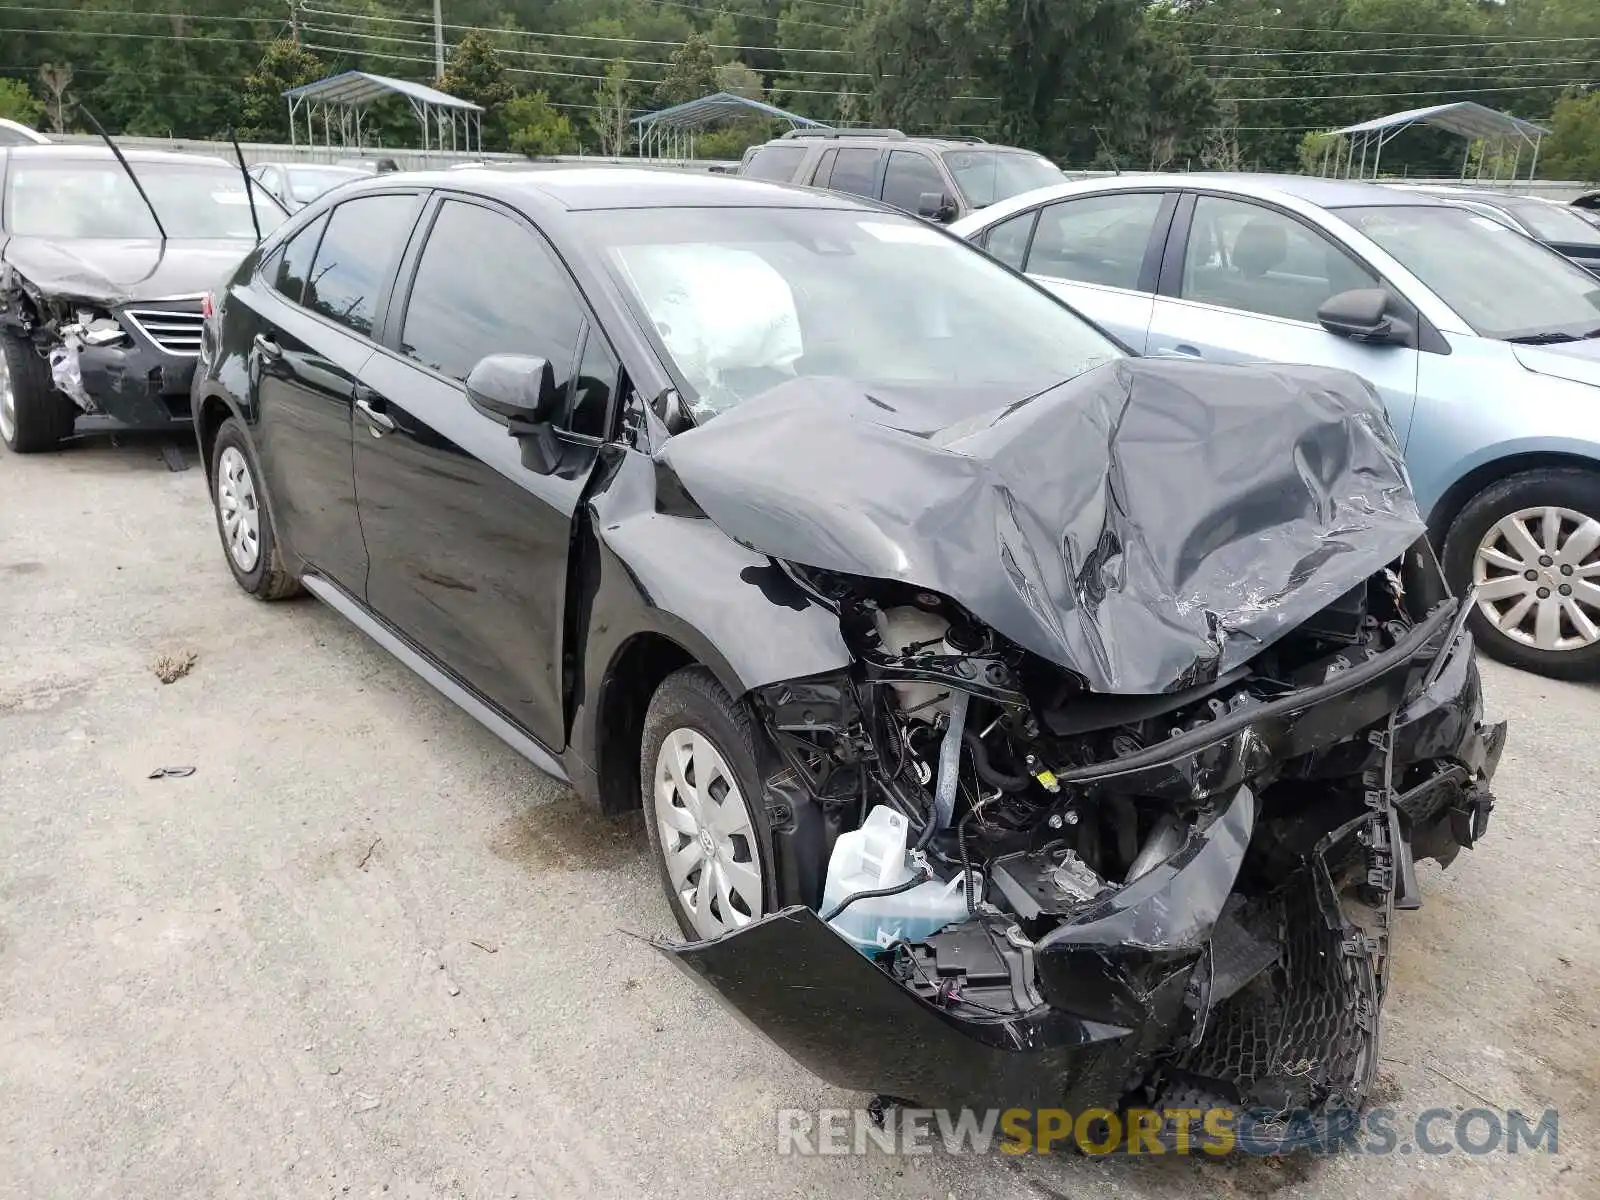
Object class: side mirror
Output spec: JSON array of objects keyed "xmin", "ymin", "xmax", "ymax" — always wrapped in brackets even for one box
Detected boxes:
[
  {"xmin": 917, "ymin": 191, "xmax": 957, "ymax": 223},
  {"xmin": 1317, "ymin": 288, "xmax": 1410, "ymax": 345},
  {"xmin": 466, "ymin": 354, "xmax": 563, "ymax": 473}
]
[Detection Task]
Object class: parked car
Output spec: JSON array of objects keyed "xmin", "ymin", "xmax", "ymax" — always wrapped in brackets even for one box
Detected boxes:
[
  {"xmin": 0, "ymin": 118, "xmax": 49, "ymax": 147},
  {"xmin": 1392, "ymin": 184, "xmax": 1600, "ymax": 276},
  {"xmin": 737, "ymin": 129, "xmax": 1063, "ymax": 222},
  {"xmin": 0, "ymin": 145, "xmax": 287, "ymax": 452},
  {"xmin": 248, "ymin": 161, "xmax": 370, "ymax": 212},
  {"xmin": 953, "ymin": 174, "xmax": 1600, "ymax": 680},
  {"xmin": 191, "ymin": 167, "xmax": 1501, "ymax": 1139}
]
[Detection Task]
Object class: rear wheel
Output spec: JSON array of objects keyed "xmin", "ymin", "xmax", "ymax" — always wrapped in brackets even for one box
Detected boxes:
[
  {"xmin": 0, "ymin": 332, "xmax": 77, "ymax": 453},
  {"xmin": 209, "ymin": 418, "xmax": 301, "ymax": 600},
  {"xmin": 640, "ymin": 667, "xmax": 775, "ymax": 941},
  {"xmin": 1442, "ymin": 467, "xmax": 1600, "ymax": 680}
]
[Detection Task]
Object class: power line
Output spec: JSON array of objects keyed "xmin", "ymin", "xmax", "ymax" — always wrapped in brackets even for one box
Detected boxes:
[
  {"xmin": 0, "ymin": 24, "xmax": 268, "ymax": 46},
  {"xmin": 299, "ymin": 20, "xmax": 873, "ymax": 78},
  {"xmin": 301, "ymin": 4, "xmax": 853, "ymax": 56},
  {"xmin": 1213, "ymin": 59, "xmax": 1599, "ymax": 83},
  {"xmin": 1186, "ymin": 34, "xmax": 1600, "ymax": 60},
  {"xmin": 1152, "ymin": 14, "xmax": 1579, "ymax": 43},
  {"xmin": 1230, "ymin": 80, "xmax": 1593, "ymax": 103}
]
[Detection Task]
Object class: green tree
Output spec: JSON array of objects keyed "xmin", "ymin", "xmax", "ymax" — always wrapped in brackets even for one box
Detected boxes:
[
  {"xmin": 1541, "ymin": 90, "xmax": 1600, "ymax": 182},
  {"xmin": 0, "ymin": 77, "xmax": 43, "ymax": 128},
  {"xmin": 439, "ymin": 31, "xmax": 516, "ymax": 148},
  {"xmin": 239, "ymin": 39, "xmax": 325, "ymax": 142},
  {"xmin": 653, "ymin": 34, "xmax": 719, "ymax": 107},
  {"xmin": 506, "ymin": 91, "xmax": 579, "ymax": 156},
  {"xmin": 590, "ymin": 59, "xmax": 634, "ymax": 156}
]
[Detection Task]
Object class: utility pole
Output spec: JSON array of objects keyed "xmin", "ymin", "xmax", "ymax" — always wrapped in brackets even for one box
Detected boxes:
[
  {"xmin": 433, "ymin": 0, "xmax": 445, "ymax": 78},
  {"xmin": 288, "ymin": 0, "xmax": 299, "ymax": 44}
]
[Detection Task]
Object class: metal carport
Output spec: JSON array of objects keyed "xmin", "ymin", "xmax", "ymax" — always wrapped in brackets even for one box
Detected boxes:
[
  {"xmin": 632, "ymin": 92, "xmax": 828, "ymax": 161},
  {"xmin": 284, "ymin": 71, "xmax": 483, "ymax": 156},
  {"xmin": 1322, "ymin": 101, "xmax": 1547, "ymax": 183}
]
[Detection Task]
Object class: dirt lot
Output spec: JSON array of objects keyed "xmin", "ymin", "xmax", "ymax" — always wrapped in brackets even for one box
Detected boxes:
[{"xmin": 1, "ymin": 437, "xmax": 1596, "ymax": 1200}]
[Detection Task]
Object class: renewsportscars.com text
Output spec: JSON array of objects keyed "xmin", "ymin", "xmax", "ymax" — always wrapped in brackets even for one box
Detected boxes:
[{"xmin": 775, "ymin": 1106, "xmax": 1559, "ymax": 1157}]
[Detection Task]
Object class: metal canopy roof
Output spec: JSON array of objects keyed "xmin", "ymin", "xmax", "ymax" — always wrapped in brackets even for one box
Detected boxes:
[
  {"xmin": 632, "ymin": 92, "xmax": 826, "ymax": 131},
  {"xmin": 1330, "ymin": 101, "xmax": 1546, "ymax": 142},
  {"xmin": 283, "ymin": 71, "xmax": 482, "ymax": 113}
]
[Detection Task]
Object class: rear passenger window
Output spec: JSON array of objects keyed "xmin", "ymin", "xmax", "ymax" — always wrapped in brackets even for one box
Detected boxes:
[
  {"xmin": 881, "ymin": 151, "xmax": 947, "ymax": 214},
  {"xmin": 742, "ymin": 145, "xmax": 807, "ymax": 183},
  {"xmin": 983, "ymin": 211, "xmax": 1035, "ymax": 271},
  {"xmin": 269, "ymin": 213, "xmax": 327, "ymax": 305},
  {"xmin": 399, "ymin": 200, "xmax": 584, "ymax": 392},
  {"xmin": 1024, "ymin": 192, "xmax": 1166, "ymax": 290},
  {"xmin": 305, "ymin": 194, "xmax": 419, "ymax": 337},
  {"xmin": 826, "ymin": 149, "xmax": 882, "ymax": 198},
  {"xmin": 809, "ymin": 148, "xmax": 837, "ymax": 187}
]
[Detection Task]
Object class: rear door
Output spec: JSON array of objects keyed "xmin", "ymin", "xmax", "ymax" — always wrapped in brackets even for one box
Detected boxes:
[
  {"xmin": 981, "ymin": 190, "xmax": 1174, "ymax": 351},
  {"xmin": 1146, "ymin": 192, "xmax": 1421, "ymax": 444},
  {"xmin": 352, "ymin": 195, "xmax": 614, "ymax": 751},
  {"xmin": 248, "ymin": 191, "xmax": 423, "ymax": 590}
]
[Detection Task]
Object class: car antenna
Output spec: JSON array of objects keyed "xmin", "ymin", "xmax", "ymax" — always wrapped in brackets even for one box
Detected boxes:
[
  {"xmin": 1091, "ymin": 126, "xmax": 1122, "ymax": 176},
  {"xmin": 228, "ymin": 127, "xmax": 263, "ymax": 244},
  {"xmin": 80, "ymin": 104, "xmax": 168, "ymax": 243}
]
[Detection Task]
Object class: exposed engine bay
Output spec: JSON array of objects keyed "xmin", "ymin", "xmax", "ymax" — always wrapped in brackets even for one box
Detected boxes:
[{"xmin": 651, "ymin": 359, "xmax": 1506, "ymax": 1151}]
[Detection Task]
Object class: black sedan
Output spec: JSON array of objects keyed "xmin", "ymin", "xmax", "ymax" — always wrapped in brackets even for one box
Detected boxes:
[
  {"xmin": 0, "ymin": 145, "xmax": 286, "ymax": 453},
  {"xmin": 190, "ymin": 167, "xmax": 1502, "ymax": 1142}
]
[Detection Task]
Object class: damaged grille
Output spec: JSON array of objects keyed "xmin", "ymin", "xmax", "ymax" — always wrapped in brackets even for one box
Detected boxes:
[{"xmin": 122, "ymin": 308, "xmax": 204, "ymax": 356}]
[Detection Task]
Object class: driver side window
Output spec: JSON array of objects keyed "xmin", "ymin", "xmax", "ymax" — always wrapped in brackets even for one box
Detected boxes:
[{"xmin": 1180, "ymin": 195, "xmax": 1378, "ymax": 323}]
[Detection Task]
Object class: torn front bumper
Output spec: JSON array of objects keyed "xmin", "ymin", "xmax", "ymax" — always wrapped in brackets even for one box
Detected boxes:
[
  {"xmin": 51, "ymin": 302, "xmax": 202, "ymax": 431},
  {"xmin": 656, "ymin": 613, "xmax": 1504, "ymax": 1116}
]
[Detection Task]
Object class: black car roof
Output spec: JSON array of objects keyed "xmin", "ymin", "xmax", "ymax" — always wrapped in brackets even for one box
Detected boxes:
[{"xmin": 331, "ymin": 166, "xmax": 878, "ymax": 212}]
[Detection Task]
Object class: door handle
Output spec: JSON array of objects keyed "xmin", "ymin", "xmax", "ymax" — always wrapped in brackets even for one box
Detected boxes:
[
  {"xmin": 355, "ymin": 394, "xmax": 396, "ymax": 437},
  {"xmin": 252, "ymin": 332, "xmax": 282, "ymax": 361}
]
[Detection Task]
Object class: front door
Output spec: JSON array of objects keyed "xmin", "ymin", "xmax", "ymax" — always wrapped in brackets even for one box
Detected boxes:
[
  {"xmin": 352, "ymin": 196, "xmax": 616, "ymax": 751},
  {"xmin": 1146, "ymin": 192, "xmax": 1421, "ymax": 446}
]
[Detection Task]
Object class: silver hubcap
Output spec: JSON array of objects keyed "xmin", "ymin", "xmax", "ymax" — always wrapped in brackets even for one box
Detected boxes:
[
  {"xmin": 1473, "ymin": 505, "xmax": 1600, "ymax": 652},
  {"xmin": 0, "ymin": 349, "xmax": 15, "ymax": 443},
  {"xmin": 216, "ymin": 446, "xmax": 262, "ymax": 573},
  {"xmin": 652, "ymin": 727, "xmax": 764, "ymax": 940}
]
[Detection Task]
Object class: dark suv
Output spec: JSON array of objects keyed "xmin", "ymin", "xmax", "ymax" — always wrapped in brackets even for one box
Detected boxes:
[{"xmin": 738, "ymin": 129, "xmax": 1064, "ymax": 222}]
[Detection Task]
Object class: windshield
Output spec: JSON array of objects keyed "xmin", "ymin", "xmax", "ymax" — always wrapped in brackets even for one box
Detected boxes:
[
  {"xmin": 287, "ymin": 167, "xmax": 367, "ymax": 204},
  {"xmin": 1337, "ymin": 205, "xmax": 1600, "ymax": 340},
  {"xmin": 584, "ymin": 207, "xmax": 1121, "ymax": 423},
  {"xmin": 4, "ymin": 159, "xmax": 287, "ymax": 239},
  {"xmin": 1496, "ymin": 197, "xmax": 1600, "ymax": 247},
  {"xmin": 942, "ymin": 149, "xmax": 1063, "ymax": 209}
]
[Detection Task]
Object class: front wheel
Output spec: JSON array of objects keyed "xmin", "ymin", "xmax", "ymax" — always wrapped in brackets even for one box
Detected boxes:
[
  {"xmin": 1441, "ymin": 467, "xmax": 1600, "ymax": 680},
  {"xmin": 640, "ymin": 667, "xmax": 776, "ymax": 941},
  {"xmin": 0, "ymin": 332, "xmax": 77, "ymax": 453}
]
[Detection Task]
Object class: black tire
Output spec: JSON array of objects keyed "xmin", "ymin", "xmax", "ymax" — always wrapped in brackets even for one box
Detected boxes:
[
  {"xmin": 640, "ymin": 666, "xmax": 778, "ymax": 941},
  {"xmin": 0, "ymin": 332, "xmax": 78, "ymax": 453},
  {"xmin": 209, "ymin": 417, "xmax": 302, "ymax": 601},
  {"xmin": 1441, "ymin": 466, "xmax": 1600, "ymax": 681}
]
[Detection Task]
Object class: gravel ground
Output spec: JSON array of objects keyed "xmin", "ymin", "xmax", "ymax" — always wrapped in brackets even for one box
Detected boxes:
[{"xmin": 1, "ymin": 436, "xmax": 1595, "ymax": 1200}]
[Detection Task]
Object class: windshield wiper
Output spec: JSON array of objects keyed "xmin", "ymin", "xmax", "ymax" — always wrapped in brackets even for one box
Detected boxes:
[{"xmin": 1507, "ymin": 331, "xmax": 1582, "ymax": 344}]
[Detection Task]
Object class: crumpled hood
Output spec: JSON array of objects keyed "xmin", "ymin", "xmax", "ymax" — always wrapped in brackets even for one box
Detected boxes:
[
  {"xmin": 657, "ymin": 358, "xmax": 1426, "ymax": 694},
  {"xmin": 1510, "ymin": 337, "xmax": 1600, "ymax": 389},
  {"xmin": 1, "ymin": 236, "xmax": 253, "ymax": 305}
]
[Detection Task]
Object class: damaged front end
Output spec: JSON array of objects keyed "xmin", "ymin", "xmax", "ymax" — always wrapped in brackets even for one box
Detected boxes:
[
  {"xmin": 1, "ymin": 255, "xmax": 203, "ymax": 431},
  {"xmin": 653, "ymin": 359, "xmax": 1506, "ymax": 1148}
]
